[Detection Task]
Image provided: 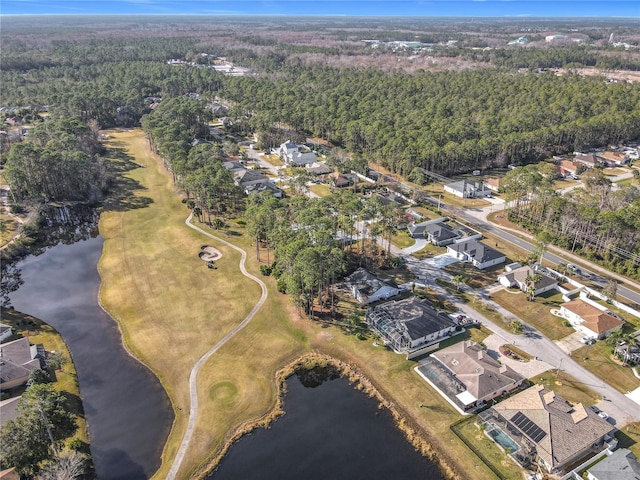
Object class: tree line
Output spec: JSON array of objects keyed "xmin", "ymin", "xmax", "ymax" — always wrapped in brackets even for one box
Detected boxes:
[
  {"xmin": 4, "ymin": 117, "xmax": 109, "ymax": 203},
  {"xmin": 245, "ymin": 189, "xmax": 405, "ymax": 316},
  {"xmin": 503, "ymin": 164, "xmax": 640, "ymax": 279}
]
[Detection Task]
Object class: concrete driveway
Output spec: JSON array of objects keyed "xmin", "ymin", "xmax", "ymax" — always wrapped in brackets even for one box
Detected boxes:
[
  {"xmin": 483, "ymin": 334, "xmax": 552, "ymax": 378},
  {"xmin": 554, "ymin": 331, "xmax": 587, "ymax": 355}
]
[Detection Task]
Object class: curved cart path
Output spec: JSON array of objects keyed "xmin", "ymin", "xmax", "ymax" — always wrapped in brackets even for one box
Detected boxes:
[{"xmin": 166, "ymin": 213, "xmax": 268, "ymax": 480}]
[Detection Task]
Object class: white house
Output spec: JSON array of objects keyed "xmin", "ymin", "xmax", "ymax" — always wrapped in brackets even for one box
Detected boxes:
[
  {"xmin": 560, "ymin": 298, "xmax": 624, "ymax": 340},
  {"xmin": 446, "ymin": 238, "xmax": 506, "ymax": 270},
  {"xmin": 498, "ymin": 264, "xmax": 558, "ymax": 297},
  {"xmin": 277, "ymin": 140, "xmax": 317, "ymax": 167},
  {"xmin": 444, "ymin": 180, "xmax": 491, "ymax": 199},
  {"xmin": 345, "ymin": 268, "xmax": 401, "ymax": 305},
  {"xmin": 366, "ymin": 297, "xmax": 457, "ymax": 352}
]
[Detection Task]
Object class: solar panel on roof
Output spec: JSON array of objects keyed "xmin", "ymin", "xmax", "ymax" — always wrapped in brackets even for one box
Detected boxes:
[{"xmin": 511, "ymin": 412, "xmax": 546, "ymax": 443}]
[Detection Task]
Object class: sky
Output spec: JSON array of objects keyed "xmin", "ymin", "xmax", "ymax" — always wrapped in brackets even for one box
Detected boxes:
[{"xmin": 1, "ymin": 0, "xmax": 638, "ymax": 17}]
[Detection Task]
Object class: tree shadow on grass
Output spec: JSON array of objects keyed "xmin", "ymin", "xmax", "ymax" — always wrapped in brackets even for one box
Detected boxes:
[{"xmin": 101, "ymin": 146, "xmax": 154, "ymax": 213}]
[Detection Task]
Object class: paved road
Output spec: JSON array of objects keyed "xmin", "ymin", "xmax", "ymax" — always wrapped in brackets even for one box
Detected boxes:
[
  {"xmin": 166, "ymin": 213, "xmax": 268, "ymax": 480},
  {"xmin": 397, "ymin": 252, "xmax": 640, "ymax": 425},
  {"xmin": 450, "ymin": 202, "xmax": 640, "ymax": 307}
]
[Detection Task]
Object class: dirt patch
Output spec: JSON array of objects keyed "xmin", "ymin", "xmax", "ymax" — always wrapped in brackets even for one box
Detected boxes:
[{"xmin": 199, "ymin": 245, "xmax": 222, "ymax": 262}]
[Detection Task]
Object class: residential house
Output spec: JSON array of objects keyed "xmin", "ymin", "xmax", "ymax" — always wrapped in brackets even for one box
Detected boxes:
[
  {"xmin": 479, "ymin": 384, "xmax": 615, "ymax": 473},
  {"xmin": 574, "ymin": 153, "xmax": 606, "ymax": 169},
  {"xmin": 277, "ymin": 140, "xmax": 317, "ymax": 167},
  {"xmin": 234, "ymin": 169, "xmax": 269, "ymax": 188},
  {"xmin": 557, "ymin": 160, "xmax": 580, "ymax": 178},
  {"xmin": 0, "ymin": 337, "xmax": 43, "ymax": 391},
  {"xmin": 560, "ymin": 298, "xmax": 624, "ymax": 340},
  {"xmin": 4, "ymin": 117, "xmax": 23, "ymax": 126},
  {"xmin": 600, "ymin": 151, "xmax": 629, "ymax": 166},
  {"xmin": 345, "ymin": 268, "xmax": 401, "ymax": 305},
  {"xmin": 446, "ymin": 238, "xmax": 506, "ymax": 270},
  {"xmin": 587, "ymin": 448, "xmax": 640, "ymax": 480},
  {"xmin": 329, "ymin": 172, "xmax": 352, "ymax": 188},
  {"xmin": 484, "ymin": 177, "xmax": 503, "ymax": 192},
  {"xmin": 0, "ymin": 323, "xmax": 12, "ymax": 343},
  {"xmin": 366, "ymin": 297, "xmax": 457, "ymax": 352},
  {"xmin": 407, "ymin": 218, "xmax": 459, "ymax": 246},
  {"xmin": 222, "ymin": 160, "xmax": 246, "ymax": 173},
  {"xmin": 245, "ymin": 181, "xmax": 283, "ymax": 198},
  {"xmin": 498, "ymin": 264, "xmax": 558, "ymax": 297},
  {"xmin": 444, "ymin": 180, "xmax": 491, "ymax": 199},
  {"xmin": 615, "ymin": 332, "xmax": 640, "ymax": 364},
  {"xmin": 425, "ymin": 340, "xmax": 525, "ymax": 412},
  {"xmin": 306, "ymin": 162, "xmax": 333, "ymax": 176}
]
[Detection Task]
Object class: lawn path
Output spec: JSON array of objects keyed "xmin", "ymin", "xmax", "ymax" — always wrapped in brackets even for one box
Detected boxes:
[{"xmin": 166, "ymin": 212, "xmax": 268, "ymax": 480}]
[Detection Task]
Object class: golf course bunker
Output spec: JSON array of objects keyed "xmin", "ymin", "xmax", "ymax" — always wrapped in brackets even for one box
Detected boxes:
[{"xmin": 199, "ymin": 245, "xmax": 223, "ymax": 262}]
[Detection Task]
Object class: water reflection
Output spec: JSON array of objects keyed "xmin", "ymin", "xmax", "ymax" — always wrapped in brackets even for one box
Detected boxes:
[
  {"xmin": 6, "ymin": 205, "xmax": 172, "ymax": 480},
  {"xmin": 211, "ymin": 367, "xmax": 444, "ymax": 480}
]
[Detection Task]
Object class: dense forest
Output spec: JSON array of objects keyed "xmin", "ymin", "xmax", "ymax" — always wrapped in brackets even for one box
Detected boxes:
[
  {"xmin": 1, "ymin": 16, "xmax": 639, "ymax": 277},
  {"xmin": 503, "ymin": 164, "xmax": 640, "ymax": 279},
  {"xmin": 228, "ymin": 66, "xmax": 640, "ymax": 175},
  {"xmin": 2, "ymin": 17, "xmax": 639, "ymax": 179}
]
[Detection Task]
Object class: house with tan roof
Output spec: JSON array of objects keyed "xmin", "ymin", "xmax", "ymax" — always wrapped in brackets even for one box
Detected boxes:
[
  {"xmin": 557, "ymin": 159, "xmax": 580, "ymax": 177},
  {"xmin": 479, "ymin": 384, "xmax": 615, "ymax": 473},
  {"xmin": 560, "ymin": 298, "xmax": 624, "ymax": 340},
  {"xmin": 600, "ymin": 151, "xmax": 629, "ymax": 166},
  {"xmin": 483, "ymin": 177, "xmax": 503, "ymax": 192},
  {"xmin": 420, "ymin": 340, "xmax": 525, "ymax": 413}
]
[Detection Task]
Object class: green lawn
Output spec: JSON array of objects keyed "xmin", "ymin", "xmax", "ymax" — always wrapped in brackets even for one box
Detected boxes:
[
  {"xmin": 443, "ymin": 261, "xmax": 501, "ymax": 289},
  {"xmin": 1, "ymin": 308, "xmax": 89, "ymax": 444},
  {"xmin": 571, "ymin": 342, "xmax": 640, "ymax": 394},
  {"xmin": 491, "ymin": 289, "xmax": 575, "ymax": 340},
  {"xmin": 308, "ymin": 183, "xmax": 332, "ymax": 198},
  {"xmin": 260, "ymin": 153, "xmax": 284, "ymax": 167},
  {"xmin": 391, "ymin": 229, "xmax": 416, "ymax": 249},
  {"xmin": 452, "ymin": 416, "xmax": 523, "ymax": 480},
  {"xmin": 529, "ymin": 370, "xmax": 600, "ymax": 406}
]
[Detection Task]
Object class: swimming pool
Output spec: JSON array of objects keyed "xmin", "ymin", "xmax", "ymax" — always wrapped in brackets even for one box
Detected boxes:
[{"xmin": 485, "ymin": 424, "xmax": 520, "ymax": 454}]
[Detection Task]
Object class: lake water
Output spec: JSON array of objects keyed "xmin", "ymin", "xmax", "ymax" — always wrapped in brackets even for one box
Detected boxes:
[
  {"xmin": 7, "ymin": 235, "xmax": 173, "ymax": 480},
  {"xmin": 210, "ymin": 369, "xmax": 444, "ymax": 480}
]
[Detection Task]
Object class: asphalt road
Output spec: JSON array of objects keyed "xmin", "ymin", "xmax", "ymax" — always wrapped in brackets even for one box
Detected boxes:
[
  {"xmin": 454, "ymin": 206, "xmax": 640, "ymax": 308},
  {"xmin": 409, "ymin": 187, "xmax": 640, "ymax": 307}
]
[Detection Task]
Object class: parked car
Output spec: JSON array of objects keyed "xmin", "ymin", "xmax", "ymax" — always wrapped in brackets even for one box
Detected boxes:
[
  {"xmin": 589, "ymin": 405, "xmax": 600, "ymax": 414},
  {"xmin": 580, "ymin": 336, "xmax": 596, "ymax": 345},
  {"xmin": 567, "ymin": 263, "xmax": 581, "ymax": 274},
  {"xmin": 598, "ymin": 411, "xmax": 609, "ymax": 421}
]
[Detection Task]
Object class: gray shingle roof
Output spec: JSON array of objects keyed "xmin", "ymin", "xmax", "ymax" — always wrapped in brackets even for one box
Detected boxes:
[{"xmin": 587, "ymin": 448, "xmax": 640, "ymax": 480}]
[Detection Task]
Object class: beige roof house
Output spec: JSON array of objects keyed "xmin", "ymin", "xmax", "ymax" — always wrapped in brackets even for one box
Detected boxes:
[
  {"xmin": 431, "ymin": 340, "xmax": 525, "ymax": 407},
  {"xmin": 487, "ymin": 385, "xmax": 614, "ymax": 473},
  {"xmin": 561, "ymin": 298, "xmax": 624, "ymax": 339}
]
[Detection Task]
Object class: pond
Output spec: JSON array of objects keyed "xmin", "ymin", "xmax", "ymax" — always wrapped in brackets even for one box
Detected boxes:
[
  {"xmin": 7, "ymin": 227, "xmax": 173, "ymax": 479},
  {"xmin": 210, "ymin": 367, "xmax": 444, "ymax": 480}
]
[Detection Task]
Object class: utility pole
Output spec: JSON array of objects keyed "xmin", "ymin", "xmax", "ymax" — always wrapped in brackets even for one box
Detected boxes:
[{"xmin": 555, "ymin": 357, "xmax": 563, "ymax": 379}]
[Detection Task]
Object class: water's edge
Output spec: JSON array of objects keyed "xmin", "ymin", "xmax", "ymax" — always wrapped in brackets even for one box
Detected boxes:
[{"xmin": 198, "ymin": 352, "xmax": 458, "ymax": 480}]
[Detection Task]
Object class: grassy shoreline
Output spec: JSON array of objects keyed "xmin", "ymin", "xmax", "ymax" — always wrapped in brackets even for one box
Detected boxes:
[{"xmin": 98, "ymin": 129, "xmax": 516, "ymax": 480}]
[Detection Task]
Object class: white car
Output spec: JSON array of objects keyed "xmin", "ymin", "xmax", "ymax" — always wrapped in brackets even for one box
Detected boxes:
[
  {"xmin": 580, "ymin": 336, "xmax": 596, "ymax": 345},
  {"xmin": 598, "ymin": 411, "xmax": 609, "ymax": 420}
]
